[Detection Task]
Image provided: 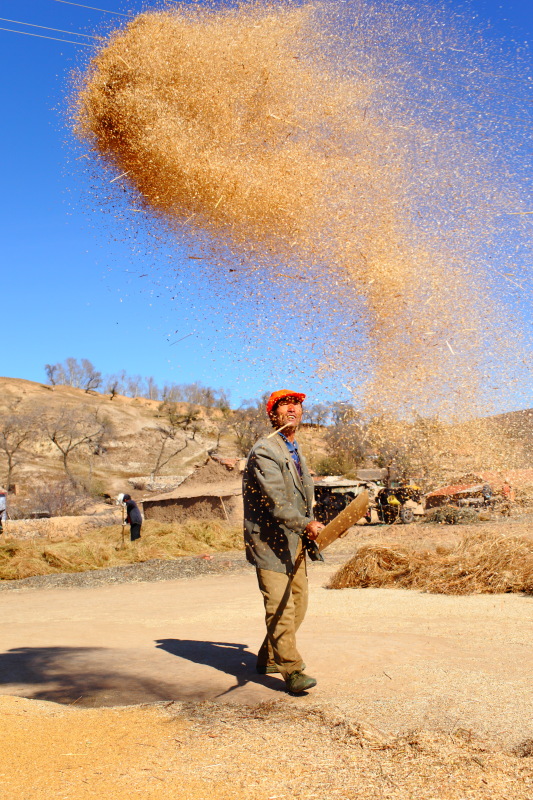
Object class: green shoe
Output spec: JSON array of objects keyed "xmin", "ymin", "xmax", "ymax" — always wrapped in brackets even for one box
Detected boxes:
[
  {"xmin": 285, "ymin": 670, "xmax": 317, "ymax": 694},
  {"xmin": 256, "ymin": 662, "xmax": 306, "ymax": 675}
]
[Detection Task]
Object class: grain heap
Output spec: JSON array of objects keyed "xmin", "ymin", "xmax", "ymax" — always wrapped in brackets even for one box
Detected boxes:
[
  {"xmin": 75, "ymin": 1, "xmax": 532, "ymax": 419},
  {"xmin": 327, "ymin": 530, "xmax": 533, "ymax": 594}
]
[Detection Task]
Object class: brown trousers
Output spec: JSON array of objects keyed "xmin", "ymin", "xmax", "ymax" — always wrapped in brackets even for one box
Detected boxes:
[{"xmin": 256, "ymin": 549, "xmax": 308, "ymax": 678}]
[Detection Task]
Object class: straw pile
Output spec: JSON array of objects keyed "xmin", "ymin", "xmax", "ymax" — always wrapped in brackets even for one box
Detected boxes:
[
  {"xmin": 327, "ymin": 531, "xmax": 533, "ymax": 594},
  {"xmin": 74, "ymin": 2, "xmax": 532, "ymax": 419}
]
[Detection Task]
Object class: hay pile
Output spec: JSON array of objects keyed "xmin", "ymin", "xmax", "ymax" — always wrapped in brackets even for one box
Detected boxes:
[
  {"xmin": 327, "ymin": 531, "xmax": 533, "ymax": 594},
  {"xmin": 3, "ymin": 513, "xmax": 120, "ymax": 541},
  {"xmin": 74, "ymin": 2, "xmax": 532, "ymax": 419}
]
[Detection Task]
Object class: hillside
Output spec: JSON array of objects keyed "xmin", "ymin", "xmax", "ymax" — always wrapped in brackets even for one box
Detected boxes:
[
  {"xmin": 0, "ymin": 377, "xmax": 234, "ymax": 496},
  {"xmin": 0, "ymin": 378, "xmax": 328, "ymax": 499},
  {"xmin": 1, "ymin": 377, "xmax": 532, "ymax": 503},
  {"xmin": 488, "ymin": 407, "xmax": 533, "ymax": 447}
]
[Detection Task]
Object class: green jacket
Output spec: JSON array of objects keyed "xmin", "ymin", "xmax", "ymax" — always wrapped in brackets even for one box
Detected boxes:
[{"xmin": 243, "ymin": 432, "xmax": 323, "ymax": 574}]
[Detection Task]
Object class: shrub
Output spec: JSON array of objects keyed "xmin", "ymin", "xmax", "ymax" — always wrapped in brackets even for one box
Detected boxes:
[
  {"xmin": 313, "ymin": 455, "xmax": 353, "ymax": 476},
  {"xmin": 8, "ymin": 481, "xmax": 92, "ymax": 519},
  {"xmin": 424, "ymin": 506, "xmax": 480, "ymax": 525}
]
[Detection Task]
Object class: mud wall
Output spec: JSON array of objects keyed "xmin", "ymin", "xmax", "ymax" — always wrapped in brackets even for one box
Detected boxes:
[{"xmin": 143, "ymin": 494, "xmax": 243, "ymax": 525}]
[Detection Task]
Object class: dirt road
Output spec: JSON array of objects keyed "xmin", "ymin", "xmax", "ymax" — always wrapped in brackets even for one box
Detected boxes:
[
  {"xmin": 1, "ymin": 558, "xmax": 531, "ymax": 745},
  {"xmin": 1, "ymin": 547, "xmax": 533, "ymax": 799}
]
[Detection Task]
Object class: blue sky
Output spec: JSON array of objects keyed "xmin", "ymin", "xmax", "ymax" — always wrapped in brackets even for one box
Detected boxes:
[{"xmin": 1, "ymin": 0, "xmax": 532, "ymax": 408}]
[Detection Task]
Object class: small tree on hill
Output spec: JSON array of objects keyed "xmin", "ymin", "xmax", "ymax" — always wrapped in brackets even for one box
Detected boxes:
[
  {"xmin": 44, "ymin": 363, "xmax": 60, "ymax": 386},
  {"xmin": 80, "ymin": 359, "xmax": 102, "ymax": 393},
  {"xmin": 42, "ymin": 408, "xmax": 112, "ymax": 485},
  {"xmin": 150, "ymin": 402, "xmax": 201, "ymax": 479},
  {"xmin": 44, "ymin": 358, "xmax": 102, "ymax": 392},
  {"xmin": 304, "ymin": 403, "xmax": 332, "ymax": 427},
  {"xmin": 231, "ymin": 396, "xmax": 271, "ymax": 457},
  {"xmin": 0, "ymin": 411, "xmax": 39, "ymax": 487},
  {"xmin": 209, "ymin": 406, "xmax": 236, "ymax": 451},
  {"xmin": 313, "ymin": 404, "xmax": 367, "ymax": 476}
]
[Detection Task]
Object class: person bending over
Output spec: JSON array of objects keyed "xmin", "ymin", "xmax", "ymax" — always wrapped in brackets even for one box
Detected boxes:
[{"xmin": 123, "ymin": 493, "xmax": 142, "ymax": 541}]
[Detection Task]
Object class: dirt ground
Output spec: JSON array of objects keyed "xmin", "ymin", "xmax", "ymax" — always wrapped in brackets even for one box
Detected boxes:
[{"xmin": 1, "ymin": 521, "xmax": 532, "ymax": 799}]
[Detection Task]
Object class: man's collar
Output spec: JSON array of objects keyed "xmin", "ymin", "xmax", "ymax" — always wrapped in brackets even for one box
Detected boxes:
[{"xmin": 278, "ymin": 431, "xmax": 299, "ymax": 448}]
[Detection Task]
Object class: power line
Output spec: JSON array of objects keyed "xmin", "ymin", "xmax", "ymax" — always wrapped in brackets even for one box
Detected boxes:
[
  {"xmin": 0, "ymin": 17, "xmax": 100, "ymax": 39},
  {"xmin": 0, "ymin": 26, "xmax": 94, "ymax": 46},
  {"xmin": 51, "ymin": 0, "xmax": 131, "ymax": 16}
]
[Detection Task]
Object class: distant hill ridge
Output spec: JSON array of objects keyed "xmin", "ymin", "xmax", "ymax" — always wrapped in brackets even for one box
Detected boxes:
[
  {"xmin": 1, "ymin": 377, "xmax": 532, "ymax": 495},
  {"xmin": 0, "ymin": 376, "xmax": 231, "ymax": 494}
]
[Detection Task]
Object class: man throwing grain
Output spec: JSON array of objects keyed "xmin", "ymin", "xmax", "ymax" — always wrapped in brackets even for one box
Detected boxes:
[{"xmin": 243, "ymin": 390, "xmax": 324, "ymax": 694}]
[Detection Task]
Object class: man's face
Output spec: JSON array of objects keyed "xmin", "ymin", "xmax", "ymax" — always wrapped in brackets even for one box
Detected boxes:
[{"xmin": 271, "ymin": 397, "xmax": 303, "ymax": 430}]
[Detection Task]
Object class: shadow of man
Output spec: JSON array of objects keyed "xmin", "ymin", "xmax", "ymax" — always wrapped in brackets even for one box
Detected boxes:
[
  {"xmin": 0, "ymin": 645, "xmax": 179, "ymax": 706},
  {"xmin": 155, "ymin": 639, "xmax": 286, "ymax": 697}
]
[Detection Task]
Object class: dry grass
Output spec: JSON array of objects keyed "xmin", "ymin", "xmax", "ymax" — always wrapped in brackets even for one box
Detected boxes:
[
  {"xmin": 327, "ymin": 531, "xmax": 533, "ymax": 595},
  {"xmin": 0, "ymin": 519, "xmax": 242, "ymax": 581}
]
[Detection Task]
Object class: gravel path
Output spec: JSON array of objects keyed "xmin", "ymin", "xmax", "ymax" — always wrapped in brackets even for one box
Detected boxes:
[{"xmin": 0, "ymin": 543, "xmax": 356, "ymax": 592}]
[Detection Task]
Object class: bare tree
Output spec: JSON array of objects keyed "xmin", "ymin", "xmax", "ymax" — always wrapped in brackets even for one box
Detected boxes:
[
  {"xmin": 304, "ymin": 403, "xmax": 332, "ymax": 427},
  {"xmin": 44, "ymin": 358, "xmax": 101, "ymax": 391},
  {"xmin": 213, "ymin": 387, "xmax": 231, "ymax": 412},
  {"xmin": 64, "ymin": 357, "xmax": 84, "ymax": 387},
  {"xmin": 161, "ymin": 383, "xmax": 184, "ymax": 403},
  {"xmin": 366, "ymin": 414, "xmax": 422, "ymax": 481},
  {"xmin": 151, "ymin": 402, "xmax": 201, "ymax": 479},
  {"xmin": 209, "ymin": 407, "xmax": 235, "ymax": 451},
  {"xmin": 108, "ymin": 382, "xmax": 119, "ymax": 400},
  {"xmin": 320, "ymin": 422, "xmax": 367, "ymax": 474},
  {"xmin": 104, "ymin": 370, "xmax": 127, "ymax": 396},
  {"xmin": 161, "ymin": 382, "xmax": 230, "ymax": 410},
  {"xmin": 44, "ymin": 364, "xmax": 59, "ymax": 386},
  {"xmin": 231, "ymin": 396, "xmax": 271, "ymax": 457},
  {"xmin": 146, "ymin": 376, "xmax": 159, "ymax": 401},
  {"xmin": 80, "ymin": 359, "xmax": 102, "ymax": 393},
  {"xmin": 44, "ymin": 361, "xmax": 68, "ymax": 385},
  {"xmin": 42, "ymin": 408, "xmax": 112, "ymax": 485},
  {"xmin": 0, "ymin": 412, "xmax": 38, "ymax": 487},
  {"xmin": 45, "ymin": 363, "xmax": 234, "ymax": 408},
  {"xmin": 9, "ymin": 480, "xmax": 91, "ymax": 519},
  {"xmin": 126, "ymin": 374, "xmax": 143, "ymax": 398},
  {"xmin": 311, "ymin": 404, "xmax": 367, "ymax": 476}
]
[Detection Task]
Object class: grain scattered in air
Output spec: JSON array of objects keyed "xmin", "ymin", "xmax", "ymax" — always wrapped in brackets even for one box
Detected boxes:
[{"xmin": 74, "ymin": 1, "xmax": 532, "ymax": 432}]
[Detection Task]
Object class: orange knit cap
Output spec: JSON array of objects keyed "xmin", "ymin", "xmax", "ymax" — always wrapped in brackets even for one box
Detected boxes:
[{"xmin": 266, "ymin": 390, "xmax": 306, "ymax": 415}]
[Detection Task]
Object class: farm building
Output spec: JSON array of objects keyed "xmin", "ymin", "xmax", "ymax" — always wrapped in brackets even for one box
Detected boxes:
[
  {"xmin": 141, "ymin": 455, "xmax": 243, "ymax": 524},
  {"xmin": 142, "ymin": 482, "xmax": 243, "ymax": 523}
]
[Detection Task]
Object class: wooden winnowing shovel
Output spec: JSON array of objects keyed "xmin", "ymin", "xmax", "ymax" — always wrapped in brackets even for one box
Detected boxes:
[{"xmin": 315, "ymin": 491, "xmax": 369, "ymax": 552}]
